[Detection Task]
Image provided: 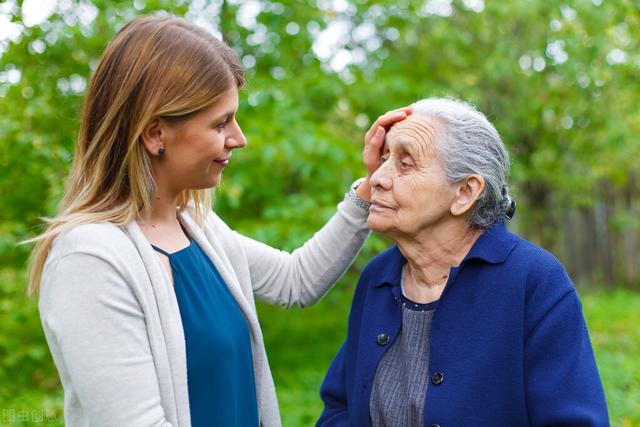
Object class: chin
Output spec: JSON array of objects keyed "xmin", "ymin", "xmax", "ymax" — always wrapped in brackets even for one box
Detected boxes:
[
  {"xmin": 203, "ymin": 173, "xmax": 223, "ymax": 189},
  {"xmin": 189, "ymin": 178, "xmax": 220, "ymax": 190},
  {"xmin": 367, "ymin": 215, "xmax": 390, "ymax": 234}
]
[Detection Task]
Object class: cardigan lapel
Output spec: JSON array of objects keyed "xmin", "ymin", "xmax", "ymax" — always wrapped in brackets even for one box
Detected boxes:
[
  {"xmin": 125, "ymin": 221, "xmax": 191, "ymax": 427},
  {"xmin": 178, "ymin": 212, "xmax": 257, "ymax": 326}
]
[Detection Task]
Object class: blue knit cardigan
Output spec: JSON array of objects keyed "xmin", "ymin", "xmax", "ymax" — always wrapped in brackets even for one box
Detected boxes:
[{"xmin": 318, "ymin": 222, "xmax": 609, "ymax": 427}]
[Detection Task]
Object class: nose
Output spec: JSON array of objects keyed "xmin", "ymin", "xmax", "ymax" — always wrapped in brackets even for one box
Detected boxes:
[
  {"xmin": 370, "ymin": 160, "xmax": 393, "ymax": 191},
  {"xmin": 226, "ymin": 120, "xmax": 247, "ymax": 149}
]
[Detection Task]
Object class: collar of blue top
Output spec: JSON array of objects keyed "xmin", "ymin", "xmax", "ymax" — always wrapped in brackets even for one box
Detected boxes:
[{"xmin": 372, "ymin": 221, "xmax": 519, "ymax": 290}]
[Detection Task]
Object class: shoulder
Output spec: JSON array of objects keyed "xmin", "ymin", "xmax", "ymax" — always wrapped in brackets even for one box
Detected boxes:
[
  {"xmin": 504, "ymin": 231, "xmax": 576, "ymax": 307},
  {"xmin": 181, "ymin": 209, "xmax": 244, "ymax": 258},
  {"xmin": 186, "ymin": 209, "xmax": 239, "ymax": 250},
  {"xmin": 41, "ymin": 223, "xmax": 135, "ymax": 293},
  {"xmin": 507, "ymin": 233, "xmax": 571, "ymax": 285},
  {"xmin": 40, "ymin": 225, "xmax": 146, "ymax": 335},
  {"xmin": 509, "ymin": 233, "xmax": 563, "ymax": 268},
  {"xmin": 49, "ymin": 222, "xmax": 136, "ymax": 263},
  {"xmin": 205, "ymin": 209, "xmax": 232, "ymax": 233}
]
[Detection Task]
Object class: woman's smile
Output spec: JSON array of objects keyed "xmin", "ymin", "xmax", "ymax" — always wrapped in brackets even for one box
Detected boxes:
[{"xmin": 213, "ymin": 157, "xmax": 230, "ymax": 167}]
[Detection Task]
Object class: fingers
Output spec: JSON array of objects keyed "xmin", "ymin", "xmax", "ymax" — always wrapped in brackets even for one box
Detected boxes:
[
  {"xmin": 365, "ymin": 126, "xmax": 385, "ymax": 153},
  {"xmin": 363, "ymin": 126, "xmax": 387, "ymax": 170},
  {"xmin": 365, "ymin": 105, "xmax": 412, "ymax": 140},
  {"xmin": 364, "ymin": 126, "xmax": 385, "ymax": 153},
  {"xmin": 364, "ymin": 124, "xmax": 386, "ymax": 152},
  {"xmin": 372, "ymin": 126, "xmax": 385, "ymax": 146},
  {"xmin": 375, "ymin": 109, "xmax": 408, "ymax": 130},
  {"xmin": 362, "ymin": 105, "xmax": 412, "ymax": 176},
  {"xmin": 389, "ymin": 105, "xmax": 413, "ymax": 115}
]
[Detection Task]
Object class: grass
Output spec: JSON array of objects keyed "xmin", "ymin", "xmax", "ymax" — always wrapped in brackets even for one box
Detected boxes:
[
  {"xmin": 582, "ymin": 289, "xmax": 640, "ymax": 426},
  {"xmin": 1, "ymin": 268, "xmax": 638, "ymax": 426}
]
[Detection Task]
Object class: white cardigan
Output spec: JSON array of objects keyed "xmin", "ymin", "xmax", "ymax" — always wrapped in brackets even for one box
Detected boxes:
[{"xmin": 38, "ymin": 196, "xmax": 369, "ymax": 427}]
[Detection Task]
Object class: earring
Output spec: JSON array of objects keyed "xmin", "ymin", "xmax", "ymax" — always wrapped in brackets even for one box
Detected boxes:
[{"xmin": 158, "ymin": 147, "xmax": 165, "ymax": 156}]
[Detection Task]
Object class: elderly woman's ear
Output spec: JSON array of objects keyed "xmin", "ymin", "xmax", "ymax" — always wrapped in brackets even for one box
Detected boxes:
[{"xmin": 450, "ymin": 174, "xmax": 484, "ymax": 217}]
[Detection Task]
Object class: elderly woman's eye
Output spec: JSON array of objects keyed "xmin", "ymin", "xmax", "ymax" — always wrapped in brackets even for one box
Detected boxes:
[{"xmin": 400, "ymin": 157, "xmax": 415, "ymax": 169}]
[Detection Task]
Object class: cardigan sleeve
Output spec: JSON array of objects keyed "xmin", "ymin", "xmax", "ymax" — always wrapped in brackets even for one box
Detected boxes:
[
  {"xmin": 39, "ymin": 252, "xmax": 175, "ymax": 427},
  {"xmin": 523, "ymin": 263, "xmax": 609, "ymax": 426},
  {"xmin": 236, "ymin": 195, "xmax": 370, "ymax": 308},
  {"xmin": 317, "ymin": 342, "xmax": 351, "ymax": 426}
]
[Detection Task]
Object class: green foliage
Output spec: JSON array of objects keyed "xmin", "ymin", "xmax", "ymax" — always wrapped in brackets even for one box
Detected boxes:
[
  {"xmin": 0, "ymin": 269, "xmax": 63, "ymax": 425},
  {"xmin": 0, "ymin": 0, "xmax": 639, "ymax": 425},
  {"xmin": 1, "ymin": 0, "xmax": 638, "ymax": 271}
]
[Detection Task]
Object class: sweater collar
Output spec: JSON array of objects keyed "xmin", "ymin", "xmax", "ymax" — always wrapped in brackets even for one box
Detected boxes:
[{"xmin": 372, "ymin": 221, "xmax": 518, "ymax": 288}]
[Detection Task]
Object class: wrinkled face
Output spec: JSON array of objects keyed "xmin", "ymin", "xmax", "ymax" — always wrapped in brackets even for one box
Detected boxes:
[
  {"xmin": 368, "ymin": 115, "xmax": 457, "ymax": 238},
  {"xmin": 159, "ymin": 87, "xmax": 246, "ymax": 192}
]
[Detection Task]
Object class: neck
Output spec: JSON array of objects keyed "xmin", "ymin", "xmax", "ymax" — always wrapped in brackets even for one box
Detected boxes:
[
  {"xmin": 142, "ymin": 178, "xmax": 181, "ymax": 228},
  {"xmin": 396, "ymin": 220, "xmax": 482, "ymax": 290},
  {"xmin": 138, "ymin": 170, "xmax": 192, "ymax": 252}
]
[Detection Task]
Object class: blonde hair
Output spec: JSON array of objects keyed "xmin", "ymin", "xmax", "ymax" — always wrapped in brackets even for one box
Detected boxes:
[{"xmin": 26, "ymin": 14, "xmax": 244, "ymax": 296}]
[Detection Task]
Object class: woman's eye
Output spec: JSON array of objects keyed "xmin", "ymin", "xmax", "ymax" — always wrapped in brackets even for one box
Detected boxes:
[
  {"xmin": 215, "ymin": 116, "xmax": 231, "ymax": 130},
  {"xmin": 400, "ymin": 157, "xmax": 414, "ymax": 169}
]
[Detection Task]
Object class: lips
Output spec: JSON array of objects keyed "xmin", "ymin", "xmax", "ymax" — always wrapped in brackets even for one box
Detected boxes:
[
  {"xmin": 213, "ymin": 157, "xmax": 230, "ymax": 166},
  {"xmin": 370, "ymin": 200, "xmax": 392, "ymax": 209}
]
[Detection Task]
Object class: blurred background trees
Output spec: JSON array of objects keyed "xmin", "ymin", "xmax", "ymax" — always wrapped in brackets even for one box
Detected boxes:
[
  {"xmin": 2, "ymin": 0, "xmax": 638, "ymax": 285},
  {"xmin": 1, "ymin": 0, "xmax": 638, "ymax": 425}
]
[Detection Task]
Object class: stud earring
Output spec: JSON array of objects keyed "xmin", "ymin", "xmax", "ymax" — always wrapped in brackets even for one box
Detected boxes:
[{"xmin": 158, "ymin": 147, "xmax": 165, "ymax": 156}]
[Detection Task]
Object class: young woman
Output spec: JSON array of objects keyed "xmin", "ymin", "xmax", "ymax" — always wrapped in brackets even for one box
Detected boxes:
[{"xmin": 28, "ymin": 14, "xmax": 408, "ymax": 427}]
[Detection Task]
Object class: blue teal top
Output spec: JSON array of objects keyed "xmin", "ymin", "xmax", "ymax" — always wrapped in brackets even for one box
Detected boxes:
[{"xmin": 152, "ymin": 239, "xmax": 259, "ymax": 427}]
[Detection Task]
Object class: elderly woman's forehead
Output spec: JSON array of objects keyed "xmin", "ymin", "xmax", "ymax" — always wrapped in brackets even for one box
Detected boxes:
[{"xmin": 387, "ymin": 115, "xmax": 439, "ymax": 148}]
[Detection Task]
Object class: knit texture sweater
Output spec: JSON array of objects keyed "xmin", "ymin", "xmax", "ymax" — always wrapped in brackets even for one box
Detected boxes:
[{"xmin": 39, "ymin": 195, "xmax": 369, "ymax": 427}]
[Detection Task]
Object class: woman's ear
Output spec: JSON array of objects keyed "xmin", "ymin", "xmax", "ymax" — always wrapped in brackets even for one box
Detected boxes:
[
  {"xmin": 450, "ymin": 174, "xmax": 485, "ymax": 217},
  {"xmin": 140, "ymin": 118, "xmax": 164, "ymax": 156}
]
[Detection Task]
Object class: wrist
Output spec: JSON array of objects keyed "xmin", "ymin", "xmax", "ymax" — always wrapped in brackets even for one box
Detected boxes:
[
  {"xmin": 353, "ymin": 177, "xmax": 371, "ymax": 203},
  {"xmin": 346, "ymin": 177, "xmax": 371, "ymax": 211}
]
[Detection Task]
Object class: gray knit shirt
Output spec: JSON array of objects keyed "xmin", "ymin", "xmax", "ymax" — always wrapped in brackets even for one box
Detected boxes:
[{"xmin": 369, "ymin": 295, "xmax": 437, "ymax": 427}]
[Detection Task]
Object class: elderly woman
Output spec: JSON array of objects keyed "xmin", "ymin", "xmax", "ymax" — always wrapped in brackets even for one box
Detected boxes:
[{"xmin": 317, "ymin": 98, "xmax": 609, "ymax": 427}]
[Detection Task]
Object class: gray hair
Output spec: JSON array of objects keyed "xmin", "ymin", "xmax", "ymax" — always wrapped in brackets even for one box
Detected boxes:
[{"xmin": 412, "ymin": 97, "xmax": 512, "ymax": 229}]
